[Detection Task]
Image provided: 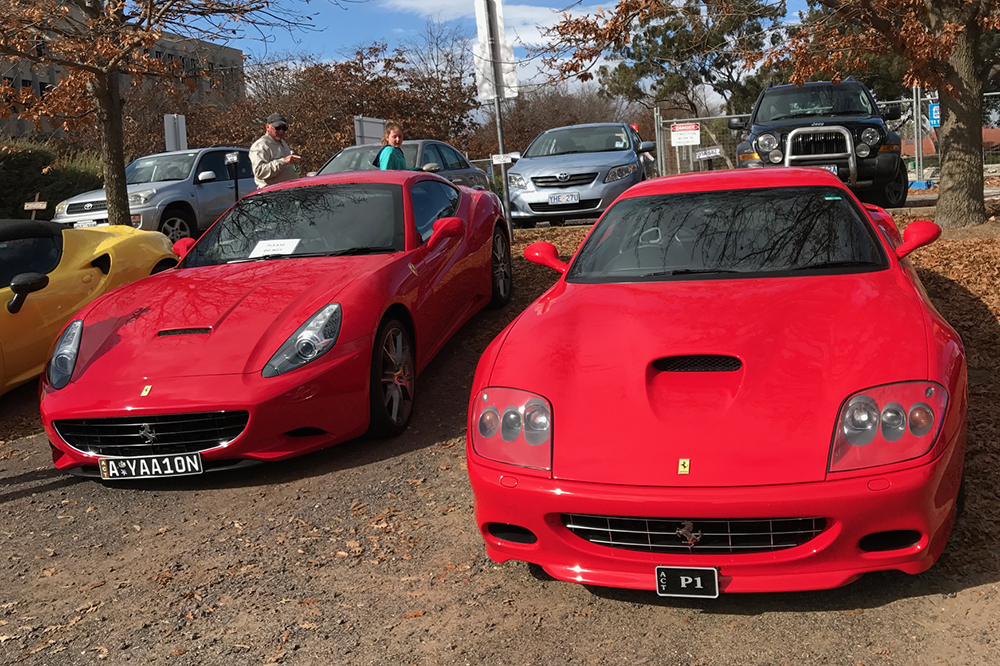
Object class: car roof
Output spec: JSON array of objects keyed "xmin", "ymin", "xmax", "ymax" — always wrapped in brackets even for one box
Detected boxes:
[
  {"xmin": 540, "ymin": 122, "xmax": 626, "ymax": 133},
  {"xmin": 133, "ymin": 147, "xmax": 246, "ymax": 159},
  {"xmin": 0, "ymin": 219, "xmax": 63, "ymax": 242},
  {"xmin": 251, "ymin": 170, "xmax": 446, "ymax": 194},
  {"xmin": 339, "ymin": 140, "xmax": 438, "ymax": 151},
  {"xmin": 625, "ymin": 167, "xmax": 849, "ymax": 199},
  {"xmin": 764, "ymin": 81, "xmax": 868, "ymax": 92}
]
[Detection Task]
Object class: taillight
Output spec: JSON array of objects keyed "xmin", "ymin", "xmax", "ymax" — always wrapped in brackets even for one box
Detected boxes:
[
  {"xmin": 471, "ymin": 388, "xmax": 552, "ymax": 471},
  {"xmin": 829, "ymin": 381, "xmax": 948, "ymax": 472}
]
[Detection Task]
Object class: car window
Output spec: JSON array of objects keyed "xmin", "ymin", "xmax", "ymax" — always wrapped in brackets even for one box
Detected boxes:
[
  {"xmin": 180, "ymin": 183, "xmax": 405, "ymax": 268},
  {"xmin": 196, "ymin": 151, "xmax": 229, "ymax": 181},
  {"xmin": 437, "ymin": 144, "xmax": 469, "ymax": 170},
  {"xmin": 237, "ymin": 151, "xmax": 253, "ymax": 179},
  {"xmin": 755, "ymin": 84, "xmax": 876, "ymax": 123},
  {"xmin": 524, "ymin": 126, "xmax": 631, "ymax": 157},
  {"xmin": 410, "ymin": 180, "xmax": 460, "ymax": 242},
  {"xmin": 126, "ymin": 152, "xmax": 197, "ymax": 184},
  {"xmin": 319, "ymin": 147, "xmax": 380, "ymax": 174},
  {"xmin": 567, "ymin": 186, "xmax": 886, "ymax": 282},
  {"xmin": 0, "ymin": 236, "xmax": 62, "ymax": 289},
  {"xmin": 420, "ymin": 144, "xmax": 445, "ymax": 168}
]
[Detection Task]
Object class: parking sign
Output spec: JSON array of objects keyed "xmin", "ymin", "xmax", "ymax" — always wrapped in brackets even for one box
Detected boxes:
[{"xmin": 929, "ymin": 103, "xmax": 940, "ymax": 128}]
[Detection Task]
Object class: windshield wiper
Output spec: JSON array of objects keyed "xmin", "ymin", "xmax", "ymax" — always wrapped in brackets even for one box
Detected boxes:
[
  {"xmin": 325, "ymin": 246, "xmax": 397, "ymax": 256},
  {"xmin": 226, "ymin": 251, "xmax": 350, "ymax": 264},
  {"xmin": 790, "ymin": 260, "xmax": 878, "ymax": 271},
  {"xmin": 639, "ymin": 268, "xmax": 742, "ymax": 278}
]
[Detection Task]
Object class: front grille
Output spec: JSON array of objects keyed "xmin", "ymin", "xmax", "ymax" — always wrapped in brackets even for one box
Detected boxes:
[
  {"xmin": 66, "ymin": 201, "xmax": 108, "ymax": 215},
  {"xmin": 562, "ymin": 514, "xmax": 826, "ymax": 554},
  {"xmin": 531, "ymin": 173, "xmax": 598, "ymax": 188},
  {"xmin": 54, "ymin": 411, "xmax": 249, "ymax": 457},
  {"xmin": 529, "ymin": 198, "xmax": 601, "ymax": 213},
  {"xmin": 788, "ymin": 132, "xmax": 847, "ymax": 156},
  {"xmin": 653, "ymin": 355, "xmax": 742, "ymax": 372}
]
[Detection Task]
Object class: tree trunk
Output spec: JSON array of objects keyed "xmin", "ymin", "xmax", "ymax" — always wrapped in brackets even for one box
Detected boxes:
[
  {"xmin": 935, "ymin": 19, "xmax": 987, "ymax": 229},
  {"xmin": 90, "ymin": 70, "xmax": 131, "ymax": 227}
]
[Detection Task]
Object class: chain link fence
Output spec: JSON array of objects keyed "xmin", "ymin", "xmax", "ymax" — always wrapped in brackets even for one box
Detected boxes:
[{"xmin": 655, "ymin": 91, "xmax": 1000, "ymax": 183}]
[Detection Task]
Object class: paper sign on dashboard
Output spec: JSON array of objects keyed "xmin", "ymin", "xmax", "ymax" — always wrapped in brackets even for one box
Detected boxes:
[{"xmin": 249, "ymin": 239, "xmax": 300, "ymax": 258}]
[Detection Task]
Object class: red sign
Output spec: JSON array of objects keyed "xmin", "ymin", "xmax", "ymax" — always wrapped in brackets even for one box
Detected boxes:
[{"xmin": 671, "ymin": 123, "xmax": 700, "ymax": 132}]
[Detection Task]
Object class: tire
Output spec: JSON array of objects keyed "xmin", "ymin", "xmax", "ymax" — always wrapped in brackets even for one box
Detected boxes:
[
  {"xmin": 489, "ymin": 228, "xmax": 513, "ymax": 308},
  {"xmin": 871, "ymin": 161, "xmax": 909, "ymax": 208},
  {"xmin": 367, "ymin": 318, "xmax": 415, "ymax": 438},
  {"xmin": 159, "ymin": 208, "xmax": 197, "ymax": 242}
]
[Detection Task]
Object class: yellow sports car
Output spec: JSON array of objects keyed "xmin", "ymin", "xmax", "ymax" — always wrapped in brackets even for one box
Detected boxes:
[{"xmin": 1, "ymin": 219, "xmax": 177, "ymax": 397}]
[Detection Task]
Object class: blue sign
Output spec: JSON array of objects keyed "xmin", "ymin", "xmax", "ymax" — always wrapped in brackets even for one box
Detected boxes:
[{"xmin": 929, "ymin": 103, "xmax": 940, "ymax": 128}]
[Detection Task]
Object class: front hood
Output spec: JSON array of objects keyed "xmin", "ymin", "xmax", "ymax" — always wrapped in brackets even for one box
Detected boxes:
[
  {"xmin": 488, "ymin": 271, "xmax": 929, "ymax": 487},
  {"xmin": 73, "ymin": 256, "xmax": 391, "ymax": 381},
  {"xmin": 510, "ymin": 150, "xmax": 633, "ymax": 176},
  {"xmin": 67, "ymin": 181, "xmax": 182, "ymax": 203},
  {"xmin": 750, "ymin": 117, "xmax": 887, "ymax": 136}
]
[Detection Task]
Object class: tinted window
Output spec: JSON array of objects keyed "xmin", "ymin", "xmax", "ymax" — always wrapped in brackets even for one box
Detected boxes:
[
  {"xmin": 420, "ymin": 144, "xmax": 445, "ymax": 168},
  {"xmin": 196, "ymin": 151, "xmax": 229, "ymax": 181},
  {"xmin": 437, "ymin": 144, "xmax": 468, "ymax": 170},
  {"xmin": 237, "ymin": 151, "xmax": 253, "ymax": 179},
  {"xmin": 568, "ymin": 186, "xmax": 885, "ymax": 282},
  {"xmin": 755, "ymin": 84, "xmax": 876, "ymax": 123},
  {"xmin": 0, "ymin": 236, "xmax": 62, "ymax": 288},
  {"xmin": 410, "ymin": 181, "xmax": 460, "ymax": 242},
  {"xmin": 181, "ymin": 183, "xmax": 405, "ymax": 268}
]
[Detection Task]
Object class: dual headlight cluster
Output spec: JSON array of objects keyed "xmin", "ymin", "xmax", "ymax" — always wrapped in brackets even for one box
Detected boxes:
[
  {"xmin": 47, "ymin": 304, "xmax": 343, "ymax": 391},
  {"xmin": 830, "ymin": 381, "xmax": 948, "ymax": 472},
  {"xmin": 755, "ymin": 127, "xmax": 883, "ymax": 164},
  {"xmin": 471, "ymin": 388, "xmax": 552, "ymax": 471},
  {"xmin": 507, "ymin": 163, "xmax": 637, "ymax": 190}
]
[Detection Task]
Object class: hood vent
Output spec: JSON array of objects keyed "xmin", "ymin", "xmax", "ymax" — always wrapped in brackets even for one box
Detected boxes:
[
  {"xmin": 653, "ymin": 355, "xmax": 742, "ymax": 373},
  {"xmin": 158, "ymin": 328, "xmax": 211, "ymax": 337}
]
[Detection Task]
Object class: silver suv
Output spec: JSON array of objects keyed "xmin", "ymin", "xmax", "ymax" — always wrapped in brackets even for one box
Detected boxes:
[
  {"xmin": 506, "ymin": 123, "xmax": 657, "ymax": 228},
  {"xmin": 52, "ymin": 147, "xmax": 257, "ymax": 241}
]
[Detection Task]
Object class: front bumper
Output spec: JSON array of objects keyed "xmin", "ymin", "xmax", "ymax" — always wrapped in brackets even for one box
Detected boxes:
[
  {"xmin": 41, "ymin": 336, "xmax": 372, "ymax": 475},
  {"xmin": 508, "ymin": 174, "xmax": 638, "ymax": 220},
  {"xmin": 467, "ymin": 434, "xmax": 964, "ymax": 593},
  {"xmin": 52, "ymin": 203, "xmax": 163, "ymax": 231}
]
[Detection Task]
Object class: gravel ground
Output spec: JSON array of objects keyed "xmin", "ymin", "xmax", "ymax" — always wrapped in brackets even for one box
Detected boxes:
[{"xmin": 1, "ymin": 219, "xmax": 999, "ymax": 666}]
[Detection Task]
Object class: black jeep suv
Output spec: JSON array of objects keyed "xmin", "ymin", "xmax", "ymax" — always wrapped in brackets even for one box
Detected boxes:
[{"xmin": 729, "ymin": 81, "xmax": 908, "ymax": 208}]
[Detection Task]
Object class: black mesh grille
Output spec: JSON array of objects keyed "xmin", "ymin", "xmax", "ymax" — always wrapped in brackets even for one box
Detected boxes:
[
  {"xmin": 653, "ymin": 355, "xmax": 742, "ymax": 372},
  {"xmin": 788, "ymin": 132, "xmax": 848, "ymax": 156},
  {"xmin": 562, "ymin": 514, "xmax": 826, "ymax": 554},
  {"xmin": 66, "ymin": 201, "xmax": 108, "ymax": 215},
  {"xmin": 158, "ymin": 328, "xmax": 212, "ymax": 337},
  {"xmin": 531, "ymin": 173, "xmax": 599, "ymax": 188},
  {"xmin": 54, "ymin": 411, "xmax": 249, "ymax": 457},
  {"xmin": 529, "ymin": 198, "xmax": 601, "ymax": 213}
]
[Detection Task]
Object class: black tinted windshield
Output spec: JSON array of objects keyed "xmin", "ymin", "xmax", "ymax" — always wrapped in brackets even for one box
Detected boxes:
[
  {"xmin": 755, "ymin": 84, "xmax": 876, "ymax": 123},
  {"xmin": 523, "ymin": 126, "xmax": 632, "ymax": 158},
  {"xmin": 567, "ymin": 186, "xmax": 885, "ymax": 282},
  {"xmin": 180, "ymin": 183, "xmax": 405, "ymax": 268},
  {"xmin": 125, "ymin": 152, "xmax": 197, "ymax": 184},
  {"xmin": 318, "ymin": 144, "xmax": 419, "ymax": 174}
]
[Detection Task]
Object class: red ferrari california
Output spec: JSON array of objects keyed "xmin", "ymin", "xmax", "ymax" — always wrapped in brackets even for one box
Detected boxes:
[
  {"xmin": 467, "ymin": 167, "xmax": 966, "ymax": 595},
  {"xmin": 41, "ymin": 171, "xmax": 512, "ymax": 479}
]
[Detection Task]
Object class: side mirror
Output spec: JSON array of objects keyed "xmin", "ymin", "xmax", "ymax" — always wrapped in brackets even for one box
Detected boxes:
[
  {"xmin": 639, "ymin": 141, "xmax": 656, "ymax": 152},
  {"xmin": 896, "ymin": 220, "xmax": 941, "ymax": 259},
  {"xmin": 172, "ymin": 237, "xmax": 196, "ymax": 259},
  {"xmin": 7, "ymin": 272, "xmax": 49, "ymax": 313},
  {"xmin": 426, "ymin": 216, "xmax": 465, "ymax": 251},
  {"xmin": 196, "ymin": 171, "xmax": 217, "ymax": 183},
  {"xmin": 422, "ymin": 162, "xmax": 441, "ymax": 173},
  {"xmin": 509, "ymin": 151, "xmax": 521, "ymax": 162},
  {"xmin": 728, "ymin": 117, "xmax": 747, "ymax": 130},
  {"xmin": 524, "ymin": 241, "xmax": 568, "ymax": 274},
  {"xmin": 882, "ymin": 106, "xmax": 902, "ymax": 121}
]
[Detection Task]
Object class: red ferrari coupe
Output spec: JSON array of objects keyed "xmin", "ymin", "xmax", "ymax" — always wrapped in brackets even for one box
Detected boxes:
[
  {"xmin": 467, "ymin": 167, "xmax": 966, "ymax": 595},
  {"xmin": 41, "ymin": 171, "xmax": 512, "ymax": 479}
]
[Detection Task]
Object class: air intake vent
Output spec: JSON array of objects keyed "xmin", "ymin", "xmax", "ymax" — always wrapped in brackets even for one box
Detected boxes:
[
  {"xmin": 158, "ymin": 328, "xmax": 211, "ymax": 337},
  {"xmin": 652, "ymin": 355, "xmax": 742, "ymax": 372}
]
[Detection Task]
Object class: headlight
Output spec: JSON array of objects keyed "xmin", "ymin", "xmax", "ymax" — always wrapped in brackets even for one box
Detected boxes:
[
  {"xmin": 756, "ymin": 133, "xmax": 779, "ymax": 152},
  {"xmin": 861, "ymin": 128, "xmax": 881, "ymax": 146},
  {"xmin": 768, "ymin": 149, "xmax": 783, "ymax": 164},
  {"xmin": 856, "ymin": 143, "xmax": 871, "ymax": 157},
  {"xmin": 508, "ymin": 173, "xmax": 526, "ymax": 189},
  {"xmin": 829, "ymin": 381, "xmax": 948, "ymax": 472},
  {"xmin": 54, "ymin": 199, "xmax": 69, "ymax": 216},
  {"xmin": 262, "ymin": 304, "xmax": 341, "ymax": 377},
  {"xmin": 47, "ymin": 320, "xmax": 83, "ymax": 389},
  {"xmin": 128, "ymin": 189, "xmax": 156, "ymax": 206},
  {"xmin": 472, "ymin": 388, "xmax": 551, "ymax": 470},
  {"xmin": 605, "ymin": 163, "xmax": 638, "ymax": 183}
]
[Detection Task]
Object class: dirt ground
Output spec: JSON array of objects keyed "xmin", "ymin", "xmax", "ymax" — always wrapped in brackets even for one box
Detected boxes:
[{"xmin": 2, "ymin": 215, "xmax": 1000, "ymax": 666}]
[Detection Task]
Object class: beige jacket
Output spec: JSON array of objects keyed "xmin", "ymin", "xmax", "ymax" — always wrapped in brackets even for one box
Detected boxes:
[{"xmin": 249, "ymin": 133, "xmax": 298, "ymax": 189}]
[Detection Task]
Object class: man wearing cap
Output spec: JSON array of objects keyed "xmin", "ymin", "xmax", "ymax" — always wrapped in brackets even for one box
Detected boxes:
[{"xmin": 250, "ymin": 113, "xmax": 301, "ymax": 189}]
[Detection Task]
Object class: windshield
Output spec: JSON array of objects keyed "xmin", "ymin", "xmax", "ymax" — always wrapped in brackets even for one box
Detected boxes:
[
  {"xmin": 755, "ymin": 85, "xmax": 876, "ymax": 123},
  {"xmin": 523, "ymin": 126, "xmax": 632, "ymax": 158},
  {"xmin": 567, "ymin": 186, "xmax": 885, "ymax": 282},
  {"xmin": 125, "ymin": 152, "xmax": 198, "ymax": 184},
  {"xmin": 318, "ymin": 144, "xmax": 419, "ymax": 174},
  {"xmin": 180, "ymin": 183, "xmax": 405, "ymax": 268}
]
